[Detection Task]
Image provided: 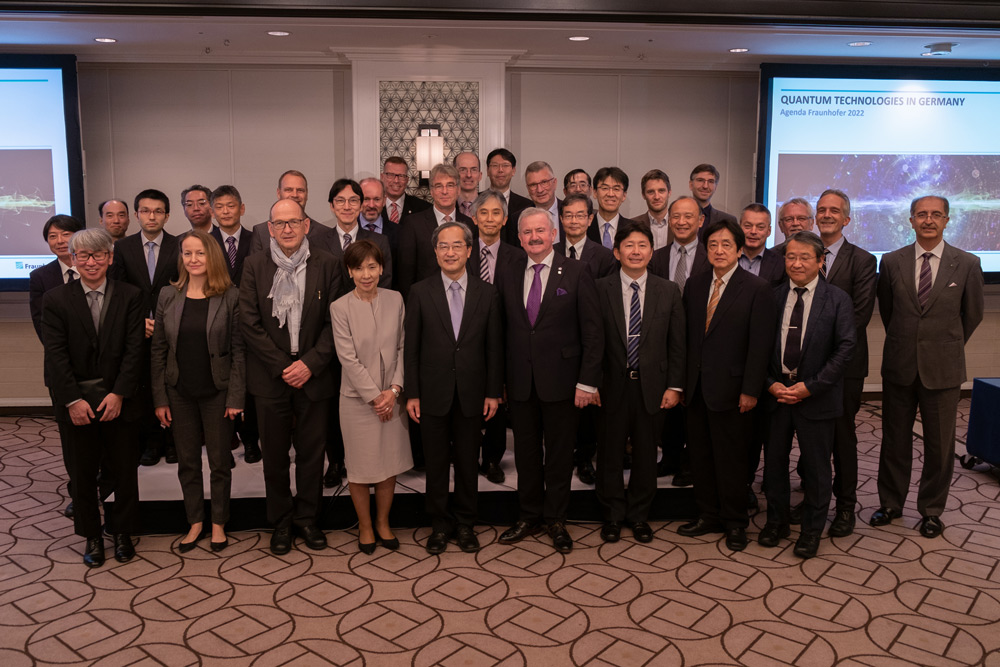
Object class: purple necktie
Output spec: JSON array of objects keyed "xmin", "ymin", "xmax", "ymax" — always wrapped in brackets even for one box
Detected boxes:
[
  {"xmin": 917, "ymin": 252, "xmax": 933, "ymax": 309},
  {"xmin": 448, "ymin": 281, "xmax": 463, "ymax": 339},
  {"xmin": 526, "ymin": 264, "xmax": 544, "ymax": 326},
  {"xmin": 343, "ymin": 232, "xmax": 351, "ymax": 250}
]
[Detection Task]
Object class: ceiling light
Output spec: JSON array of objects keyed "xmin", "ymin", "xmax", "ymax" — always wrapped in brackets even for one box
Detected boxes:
[
  {"xmin": 267, "ymin": 31, "xmax": 290, "ymax": 37},
  {"xmin": 729, "ymin": 48, "xmax": 749, "ymax": 53},
  {"xmin": 569, "ymin": 36, "xmax": 590, "ymax": 42},
  {"xmin": 94, "ymin": 37, "xmax": 117, "ymax": 43},
  {"xmin": 923, "ymin": 42, "xmax": 957, "ymax": 56},
  {"xmin": 847, "ymin": 41, "xmax": 872, "ymax": 47}
]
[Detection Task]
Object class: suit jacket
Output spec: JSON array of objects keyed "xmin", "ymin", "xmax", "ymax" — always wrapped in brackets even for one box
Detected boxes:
[
  {"xmin": 824, "ymin": 239, "xmax": 877, "ymax": 379},
  {"xmin": 877, "ymin": 242, "xmax": 984, "ymax": 390},
  {"xmin": 404, "ymin": 273, "xmax": 504, "ymax": 418},
  {"xmin": 29, "ymin": 259, "xmax": 67, "ymax": 342},
  {"xmin": 150, "ymin": 285, "xmax": 246, "ymax": 410},
  {"xmin": 586, "ymin": 213, "xmax": 626, "ymax": 247},
  {"xmin": 766, "ymin": 280, "xmax": 856, "ymax": 420},
  {"xmin": 597, "ymin": 272, "xmax": 685, "ymax": 415},
  {"xmin": 756, "ymin": 248, "xmax": 787, "ymax": 287},
  {"xmin": 383, "ymin": 194, "xmax": 431, "ymax": 223},
  {"xmin": 684, "ymin": 267, "xmax": 776, "ymax": 411},
  {"xmin": 648, "ymin": 242, "xmax": 711, "ymax": 287},
  {"xmin": 330, "ymin": 288, "xmax": 406, "ymax": 402},
  {"xmin": 466, "ymin": 238, "xmax": 525, "ymax": 283},
  {"xmin": 210, "ymin": 226, "xmax": 254, "ymax": 286},
  {"xmin": 238, "ymin": 247, "xmax": 340, "ymax": 401},
  {"xmin": 248, "ymin": 218, "xmax": 332, "ymax": 255},
  {"xmin": 554, "ymin": 239, "xmax": 618, "ymax": 280},
  {"xmin": 696, "ymin": 204, "xmax": 737, "ymax": 245},
  {"xmin": 109, "ymin": 231, "xmax": 180, "ymax": 316},
  {"xmin": 502, "ymin": 191, "xmax": 533, "ymax": 246},
  {"xmin": 309, "ymin": 225, "xmax": 393, "ymax": 298},
  {"xmin": 495, "ymin": 252, "xmax": 603, "ymax": 403},
  {"xmin": 396, "ymin": 207, "xmax": 474, "ymax": 299},
  {"xmin": 41, "ymin": 279, "xmax": 145, "ymax": 422},
  {"xmin": 363, "ymin": 215, "xmax": 399, "ymax": 257}
]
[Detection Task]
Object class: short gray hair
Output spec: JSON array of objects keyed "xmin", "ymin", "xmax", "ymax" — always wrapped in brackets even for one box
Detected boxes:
[
  {"xmin": 818, "ymin": 188, "xmax": 851, "ymax": 218},
  {"xmin": 472, "ymin": 189, "xmax": 508, "ymax": 217},
  {"xmin": 69, "ymin": 228, "xmax": 114, "ymax": 255},
  {"xmin": 517, "ymin": 207, "xmax": 554, "ymax": 232},
  {"xmin": 910, "ymin": 195, "xmax": 949, "ymax": 217},
  {"xmin": 778, "ymin": 197, "xmax": 814, "ymax": 220},
  {"xmin": 429, "ymin": 163, "xmax": 459, "ymax": 183},
  {"xmin": 431, "ymin": 220, "xmax": 473, "ymax": 247},
  {"xmin": 786, "ymin": 231, "xmax": 825, "ymax": 259},
  {"xmin": 524, "ymin": 160, "xmax": 554, "ymax": 177}
]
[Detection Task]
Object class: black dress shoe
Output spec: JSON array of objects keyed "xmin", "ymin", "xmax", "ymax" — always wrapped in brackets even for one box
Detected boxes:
[
  {"xmin": 210, "ymin": 538, "xmax": 229, "ymax": 553},
  {"xmin": 358, "ymin": 540, "xmax": 376, "ymax": 555},
  {"xmin": 426, "ymin": 530, "xmax": 450, "ymax": 554},
  {"xmin": 829, "ymin": 510, "xmax": 856, "ymax": 537},
  {"xmin": 577, "ymin": 463, "xmax": 597, "ymax": 485},
  {"xmin": 869, "ymin": 507, "xmax": 902, "ymax": 527},
  {"xmin": 484, "ymin": 462, "xmax": 505, "ymax": 485},
  {"xmin": 601, "ymin": 522, "xmax": 622, "ymax": 543},
  {"xmin": 83, "ymin": 537, "xmax": 104, "ymax": 568},
  {"xmin": 498, "ymin": 520, "xmax": 540, "ymax": 544},
  {"xmin": 323, "ymin": 463, "xmax": 343, "ymax": 488},
  {"xmin": 295, "ymin": 525, "xmax": 327, "ymax": 550},
  {"xmin": 243, "ymin": 441, "xmax": 262, "ymax": 464},
  {"xmin": 656, "ymin": 459, "xmax": 676, "ymax": 478},
  {"xmin": 455, "ymin": 525, "xmax": 480, "ymax": 553},
  {"xmin": 671, "ymin": 469, "xmax": 693, "ymax": 487},
  {"xmin": 177, "ymin": 534, "xmax": 204, "ymax": 554},
  {"xmin": 139, "ymin": 445, "xmax": 161, "ymax": 466},
  {"xmin": 113, "ymin": 533, "xmax": 135, "ymax": 562},
  {"xmin": 789, "ymin": 501, "xmax": 803, "ymax": 525},
  {"xmin": 629, "ymin": 521, "xmax": 654, "ymax": 543},
  {"xmin": 547, "ymin": 521, "xmax": 573, "ymax": 553},
  {"xmin": 376, "ymin": 529, "xmax": 400, "ymax": 550},
  {"xmin": 918, "ymin": 515, "xmax": 944, "ymax": 538},
  {"xmin": 747, "ymin": 490, "xmax": 759, "ymax": 513},
  {"xmin": 725, "ymin": 527, "xmax": 748, "ymax": 551},
  {"xmin": 677, "ymin": 518, "xmax": 724, "ymax": 537},
  {"xmin": 64, "ymin": 502, "xmax": 74, "ymax": 519},
  {"xmin": 270, "ymin": 527, "xmax": 292, "ymax": 555},
  {"xmin": 758, "ymin": 523, "xmax": 790, "ymax": 547},
  {"xmin": 793, "ymin": 533, "xmax": 821, "ymax": 559},
  {"xmin": 164, "ymin": 446, "xmax": 178, "ymax": 464}
]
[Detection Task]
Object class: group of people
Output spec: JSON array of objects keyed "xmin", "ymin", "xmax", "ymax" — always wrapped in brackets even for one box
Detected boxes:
[{"xmin": 29, "ymin": 149, "xmax": 984, "ymax": 567}]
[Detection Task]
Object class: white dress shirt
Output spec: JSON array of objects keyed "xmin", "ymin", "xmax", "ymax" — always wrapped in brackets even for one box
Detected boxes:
[
  {"xmin": 914, "ymin": 240, "xmax": 945, "ymax": 287},
  {"xmin": 779, "ymin": 275, "xmax": 819, "ymax": 373}
]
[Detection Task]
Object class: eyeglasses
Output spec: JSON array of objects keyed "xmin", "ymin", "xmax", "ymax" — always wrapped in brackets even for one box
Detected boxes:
[
  {"xmin": 527, "ymin": 177, "xmax": 556, "ymax": 191},
  {"xmin": 73, "ymin": 251, "xmax": 110, "ymax": 263},
  {"xmin": 184, "ymin": 199, "xmax": 208, "ymax": 208},
  {"xmin": 913, "ymin": 211, "xmax": 947, "ymax": 221},
  {"xmin": 382, "ymin": 172, "xmax": 408, "ymax": 181},
  {"xmin": 333, "ymin": 197, "xmax": 361, "ymax": 207},
  {"xmin": 431, "ymin": 182, "xmax": 458, "ymax": 192},
  {"xmin": 489, "ymin": 161, "xmax": 513, "ymax": 170},
  {"xmin": 138, "ymin": 207, "xmax": 166, "ymax": 217},
  {"xmin": 778, "ymin": 215, "xmax": 813, "ymax": 225},
  {"xmin": 269, "ymin": 218, "xmax": 304, "ymax": 231},
  {"xmin": 596, "ymin": 185, "xmax": 624, "ymax": 195},
  {"xmin": 561, "ymin": 212, "xmax": 591, "ymax": 222},
  {"xmin": 692, "ymin": 178, "xmax": 717, "ymax": 186},
  {"xmin": 435, "ymin": 242, "xmax": 468, "ymax": 252}
]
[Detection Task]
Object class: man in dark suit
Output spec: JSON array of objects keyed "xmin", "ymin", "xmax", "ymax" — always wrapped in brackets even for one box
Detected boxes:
[
  {"xmin": 775, "ymin": 198, "xmax": 815, "ymax": 249},
  {"xmin": 588, "ymin": 167, "xmax": 629, "ymax": 250},
  {"xmin": 29, "ymin": 214, "xmax": 85, "ymax": 518},
  {"xmin": 814, "ymin": 189, "xmax": 877, "ymax": 537},
  {"xmin": 209, "ymin": 184, "xmax": 262, "ymax": 465},
  {"xmin": 690, "ymin": 163, "xmax": 737, "ymax": 245},
  {"xmin": 873, "ymin": 195, "xmax": 984, "ymax": 539},
  {"xmin": 325, "ymin": 178, "xmax": 394, "ymax": 297},
  {"xmin": 594, "ymin": 220, "xmax": 685, "ymax": 543},
  {"xmin": 381, "ymin": 156, "xmax": 432, "ymax": 224},
  {"xmin": 181, "ymin": 184, "xmax": 214, "ymax": 234},
  {"xmin": 521, "ymin": 161, "xmax": 563, "ymax": 244},
  {"xmin": 634, "ymin": 169, "xmax": 674, "ymax": 250},
  {"xmin": 466, "ymin": 190, "xmax": 525, "ymax": 484},
  {"xmin": 359, "ymin": 177, "xmax": 399, "ymax": 256},
  {"xmin": 760, "ymin": 232, "xmax": 856, "ymax": 559},
  {"xmin": 42, "ymin": 228, "xmax": 145, "ymax": 567},
  {"xmin": 397, "ymin": 163, "xmax": 473, "ymax": 300},
  {"xmin": 563, "ymin": 168, "xmax": 592, "ymax": 199},
  {"xmin": 405, "ymin": 221, "xmax": 503, "ymax": 554},
  {"xmin": 495, "ymin": 207, "xmax": 603, "ymax": 553},
  {"xmin": 98, "ymin": 199, "xmax": 130, "ymax": 241},
  {"xmin": 454, "ymin": 152, "xmax": 482, "ymax": 219},
  {"xmin": 486, "ymin": 148, "xmax": 532, "ymax": 246},
  {"xmin": 249, "ymin": 170, "xmax": 333, "ymax": 253},
  {"xmin": 240, "ymin": 198, "xmax": 341, "ymax": 555},
  {"xmin": 109, "ymin": 188, "xmax": 180, "ymax": 466},
  {"xmin": 679, "ymin": 218, "xmax": 776, "ymax": 551},
  {"xmin": 555, "ymin": 193, "xmax": 617, "ymax": 484}
]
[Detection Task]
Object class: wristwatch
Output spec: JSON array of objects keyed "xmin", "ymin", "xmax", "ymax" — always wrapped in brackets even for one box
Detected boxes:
[{"xmin": 390, "ymin": 386, "xmax": 400, "ymax": 398}]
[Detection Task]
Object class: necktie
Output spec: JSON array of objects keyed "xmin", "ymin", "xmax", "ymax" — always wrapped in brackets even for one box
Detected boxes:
[
  {"xmin": 366, "ymin": 223, "xmax": 377, "ymax": 233},
  {"xmin": 226, "ymin": 236, "xmax": 237, "ymax": 269},
  {"xmin": 917, "ymin": 251, "xmax": 933, "ymax": 309},
  {"xmin": 146, "ymin": 241, "xmax": 156, "ymax": 282},
  {"xmin": 65, "ymin": 268, "xmax": 77, "ymax": 284},
  {"xmin": 569, "ymin": 245, "xmax": 577, "ymax": 260},
  {"xmin": 442, "ymin": 214, "xmax": 453, "ymax": 223},
  {"xmin": 603, "ymin": 223, "xmax": 613, "ymax": 249},
  {"xmin": 342, "ymin": 233, "xmax": 351, "ymax": 250},
  {"xmin": 448, "ymin": 281, "xmax": 463, "ymax": 339},
  {"xmin": 526, "ymin": 264, "xmax": 544, "ymax": 326},
  {"xmin": 705, "ymin": 278, "xmax": 723, "ymax": 332},
  {"xmin": 87, "ymin": 290, "xmax": 101, "ymax": 333},
  {"xmin": 673, "ymin": 246, "xmax": 688, "ymax": 294},
  {"xmin": 461, "ymin": 201, "xmax": 473, "ymax": 218},
  {"xmin": 783, "ymin": 287, "xmax": 808, "ymax": 372},
  {"xmin": 820, "ymin": 248, "xmax": 831, "ymax": 279},
  {"xmin": 627, "ymin": 281, "xmax": 641, "ymax": 370},
  {"xmin": 390, "ymin": 202, "xmax": 400, "ymax": 224},
  {"xmin": 480, "ymin": 246, "xmax": 492, "ymax": 283}
]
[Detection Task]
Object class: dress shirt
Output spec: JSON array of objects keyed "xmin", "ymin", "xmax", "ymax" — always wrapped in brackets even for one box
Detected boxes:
[
  {"xmin": 738, "ymin": 250, "xmax": 763, "ymax": 276},
  {"xmin": 442, "ymin": 270, "xmax": 468, "ymax": 306},
  {"xmin": 914, "ymin": 240, "xmax": 945, "ymax": 286},
  {"xmin": 543, "ymin": 200, "xmax": 559, "ymax": 227},
  {"xmin": 647, "ymin": 213, "xmax": 670, "ymax": 250},
  {"xmin": 823, "ymin": 235, "xmax": 846, "ymax": 276},
  {"xmin": 523, "ymin": 251, "xmax": 554, "ymax": 307},
  {"xmin": 597, "ymin": 213, "xmax": 621, "ymax": 244},
  {"xmin": 385, "ymin": 195, "xmax": 405, "ymax": 221},
  {"xmin": 621, "ymin": 269, "xmax": 683, "ymax": 392},
  {"xmin": 58, "ymin": 259, "xmax": 75, "ymax": 283},
  {"xmin": 433, "ymin": 207, "xmax": 457, "ymax": 226},
  {"xmin": 672, "ymin": 238, "xmax": 700, "ymax": 283},
  {"xmin": 706, "ymin": 264, "xmax": 738, "ymax": 311},
  {"xmin": 287, "ymin": 258, "xmax": 309, "ymax": 355},
  {"xmin": 779, "ymin": 275, "xmax": 819, "ymax": 374},
  {"xmin": 219, "ymin": 226, "xmax": 243, "ymax": 246},
  {"xmin": 141, "ymin": 231, "xmax": 164, "ymax": 266},
  {"xmin": 478, "ymin": 238, "xmax": 500, "ymax": 281},
  {"xmin": 358, "ymin": 214, "xmax": 383, "ymax": 235},
  {"xmin": 335, "ymin": 222, "xmax": 359, "ymax": 248},
  {"xmin": 565, "ymin": 237, "xmax": 587, "ymax": 259}
]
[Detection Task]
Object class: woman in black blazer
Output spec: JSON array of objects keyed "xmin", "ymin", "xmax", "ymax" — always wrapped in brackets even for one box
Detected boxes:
[{"xmin": 152, "ymin": 230, "xmax": 245, "ymax": 553}]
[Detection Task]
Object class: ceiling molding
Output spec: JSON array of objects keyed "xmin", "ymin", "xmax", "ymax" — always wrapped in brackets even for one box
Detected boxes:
[{"xmin": 339, "ymin": 48, "xmax": 523, "ymax": 64}]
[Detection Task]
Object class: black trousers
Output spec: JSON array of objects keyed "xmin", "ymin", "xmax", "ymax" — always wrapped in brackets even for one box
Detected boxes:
[
  {"xmin": 480, "ymin": 403, "xmax": 507, "ymax": 466},
  {"xmin": 596, "ymin": 379, "xmax": 662, "ymax": 523},
  {"xmin": 508, "ymin": 385, "xmax": 579, "ymax": 523},
  {"xmin": 325, "ymin": 390, "xmax": 346, "ymax": 466},
  {"xmin": 831, "ymin": 376, "xmax": 863, "ymax": 510},
  {"xmin": 746, "ymin": 404, "xmax": 771, "ymax": 487},
  {"xmin": 660, "ymin": 404, "xmax": 689, "ymax": 472},
  {"xmin": 70, "ymin": 417, "xmax": 139, "ymax": 538},
  {"xmin": 236, "ymin": 393, "xmax": 259, "ymax": 450},
  {"xmin": 574, "ymin": 405, "xmax": 598, "ymax": 467},
  {"xmin": 168, "ymin": 387, "xmax": 233, "ymax": 525},
  {"xmin": 421, "ymin": 392, "xmax": 482, "ymax": 533},
  {"xmin": 256, "ymin": 391, "xmax": 329, "ymax": 529}
]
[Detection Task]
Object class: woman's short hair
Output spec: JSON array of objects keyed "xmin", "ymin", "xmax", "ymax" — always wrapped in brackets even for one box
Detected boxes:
[{"xmin": 343, "ymin": 239, "xmax": 383, "ymax": 271}]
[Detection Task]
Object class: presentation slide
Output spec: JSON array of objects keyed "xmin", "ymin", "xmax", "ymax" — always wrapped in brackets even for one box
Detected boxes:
[{"xmin": 760, "ymin": 68, "xmax": 1000, "ymax": 273}]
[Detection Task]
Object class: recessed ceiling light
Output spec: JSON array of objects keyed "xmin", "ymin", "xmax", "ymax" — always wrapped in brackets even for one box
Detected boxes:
[
  {"xmin": 267, "ymin": 31, "xmax": 290, "ymax": 37},
  {"xmin": 847, "ymin": 41, "xmax": 872, "ymax": 47},
  {"xmin": 569, "ymin": 36, "xmax": 590, "ymax": 42},
  {"xmin": 729, "ymin": 48, "xmax": 749, "ymax": 53},
  {"xmin": 94, "ymin": 37, "xmax": 117, "ymax": 43},
  {"xmin": 923, "ymin": 42, "xmax": 957, "ymax": 56}
]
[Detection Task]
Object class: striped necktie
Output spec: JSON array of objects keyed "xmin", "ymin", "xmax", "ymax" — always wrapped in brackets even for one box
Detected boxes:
[
  {"xmin": 705, "ymin": 278, "xmax": 723, "ymax": 332},
  {"xmin": 917, "ymin": 252, "xmax": 933, "ymax": 309},
  {"xmin": 226, "ymin": 236, "xmax": 237, "ymax": 269},
  {"xmin": 627, "ymin": 281, "xmax": 641, "ymax": 369},
  {"xmin": 480, "ymin": 246, "xmax": 492, "ymax": 283},
  {"xmin": 390, "ymin": 202, "xmax": 400, "ymax": 223}
]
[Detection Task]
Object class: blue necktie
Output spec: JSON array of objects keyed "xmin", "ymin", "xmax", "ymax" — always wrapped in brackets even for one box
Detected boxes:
[
  {"xmin": 146, "ymin": 241, "xmax": 156, "ymax": 282},
  {"xmin": 627, "ymin": 282, "xmax": 641, "ymax": 369},
  {"xmin": 602, "ymin": 223, "xmax": 613, "ymax": 249}
]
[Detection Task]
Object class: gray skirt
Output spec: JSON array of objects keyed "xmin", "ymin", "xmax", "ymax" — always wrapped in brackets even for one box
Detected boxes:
[{"xmin": 340, "ymin": 394, "xmax": 413, "ymax": 484}]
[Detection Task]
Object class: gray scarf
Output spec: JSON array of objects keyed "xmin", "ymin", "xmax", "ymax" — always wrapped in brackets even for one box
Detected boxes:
[{"xmin": 268, "ymin": 236, "xmax": 310, "ymax": 327}]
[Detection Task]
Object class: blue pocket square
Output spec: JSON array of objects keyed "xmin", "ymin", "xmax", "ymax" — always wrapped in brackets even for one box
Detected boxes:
[{"xmin": 556, "ymin": 287, "xmax": 568, "ymax": 296}]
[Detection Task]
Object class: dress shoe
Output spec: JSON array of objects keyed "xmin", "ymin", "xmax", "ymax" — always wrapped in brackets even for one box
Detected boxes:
[
  {"xmin": 789, "ymin": 501, "xmax": 803, "ymax": 525},
  {"xmin": 484, "ymin": 462, "xmax": 505, "ymax": 485},
  {"xmin": 455, "ymin": 525, "xmax": 481, "ymax": 553},
  {"xmin": 64, "ymin": 502, "xmax": 74, "ymax": 519},
  {"xmin": 270, "ymin": 526, "xmax": 292, "ymax": 555},
  {"xmin": 323, "ymin": 462, "xmax": 343, "ymax": 488},
  {"xmin": 426, "ymin": 530, "xmax": 450, "ymax": 554},
  {"xmin": 83, "ymin": 537, "xmax": 105, "ymax": 568},
  {"xmin": 758, "ymin": 523, "xmax": 790, "ymax": 547},
  {"xmin": 793, "ymin": 533, "xmax": 821, "ymax": 559},
  {"xmin": 656, "ymin": 458, "xmax": 676, "ymax": 478},
  {"xmin": 295, "ymin": 525, "xmax": 327, "ymax": 550},
  {"xmin": 547, "ymin": 521, "xmax": 573, "ymax": 553},
  {"xmin": 828, "ymin": 510, "xmax": 856, "ymax": 537},
  {"xmin": 576, "ymin": 463, "xmax": 597, "ymax": 485},
  {"xmin": 244, "ymin": 441, "xmax": 262, "ymax": 464},
  {"xmin": 139, "ymin": 445, "xmax": 161, "ymax": 466},
  {"xmin": 177, "ymin": 534, "xmax": 204, "ymax": 554},
  {"xmin": 671, "ymin": 469, "xmax": 693, "ymax": 487},
  {"xmin": 747, "ymin": 490, "xmax": 759, "ymax": 513},
  {"xmin": 358, "ymin": 540, "xmax": 377, "ymax": 555},
  {"xmin": 918, "ymin": 515, "xmax": 944, "ymax": 538},
  {"xmin": 725, "ymin": 527, "xmax": 748, "ymax": 551},
  {"xmin": 113, "ymin": 533, "xmax": 135, "ymax": 562},
  {"xmin": 210, "ymin": 538, "xmax": 229, "ymax": 553},
  {"xmin": 601, "ymin": 521, "xmax": 622, "ymax": 543},
  {"xmin": 869, "ymin": 507, "xmax": 902, "ymax": 527},
  {"xmin": 629, "ymin": 521, "xmax": 654, "ymax": 543},
  {"xmin": 164, "ymin": 445, "xmax": 178, "ymax": 464},
  {"xmin": 499, "ymin": 520, "xmax": 540, "ymax": 544},
  {"xmin": 677, "ymin": 518, "xmax": 724, "ymax": 537},
  {"xmin": 376, "ymin": 529, "xmax": 400, "ymax": 550}
]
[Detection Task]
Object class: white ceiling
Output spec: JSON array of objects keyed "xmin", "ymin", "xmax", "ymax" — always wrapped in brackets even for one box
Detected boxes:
[{"xmin": 2, "ymin": 13, "xmax": 1000, "ymax": 69}]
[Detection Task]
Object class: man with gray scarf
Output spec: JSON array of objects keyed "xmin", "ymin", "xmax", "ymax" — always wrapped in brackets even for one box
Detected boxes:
[{"xmin": 240, "ymin": 198, "xmax": 342, "ymax": 554}]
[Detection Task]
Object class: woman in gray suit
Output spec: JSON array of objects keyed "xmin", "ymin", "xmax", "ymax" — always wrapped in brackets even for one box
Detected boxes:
[
  {"xmin": 152, "ymin": 230, "xmax": 245, "ymax": 553},
  {"xmin": 331, "ymin": 240, "xmax": 411, "ymax": 553}
]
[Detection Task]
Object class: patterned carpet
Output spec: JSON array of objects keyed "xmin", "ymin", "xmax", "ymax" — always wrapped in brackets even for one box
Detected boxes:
[{"xmin": 0, "ymin": 400, "xmax": 998, "ymax": 666}]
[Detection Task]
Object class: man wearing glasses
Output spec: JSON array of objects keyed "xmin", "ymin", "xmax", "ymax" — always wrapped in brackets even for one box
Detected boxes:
[
  {"xmin": 325, "ymin": 178, "xmax": 393, "ymax": 297},
  {"xmin": 588, "ymin": 167, "xmax": 630, "ymax": 250},
  {"xmin": 523, "ymin": 161, "xmax": 563, "ymax": 244},
  {"xmin": 689, "ymin": 164, "xmax": 737, "ymax": 246},
  {"xmin": 181, "ymin": 184, "xmax": 214, "ymax": 233},
  {"xmin": 250, "ymin": 171, "xmax": 333, "ymax": 253},
  {"xmin": 486, "ymin": 148, "xmax": 531, "ymax": 245},
  {"xmin": 381, "ymin": 156, "xmax": 431, "ymax": 224},
  {"xmin": 775, "ymin": 198, "xmax": 816, "ymax": 251}
]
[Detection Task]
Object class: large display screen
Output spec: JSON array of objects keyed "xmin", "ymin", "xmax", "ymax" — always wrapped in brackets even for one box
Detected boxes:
[{"xmin": 757, "ymin": 63, "xmax": 1000, "ymax": 280}]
